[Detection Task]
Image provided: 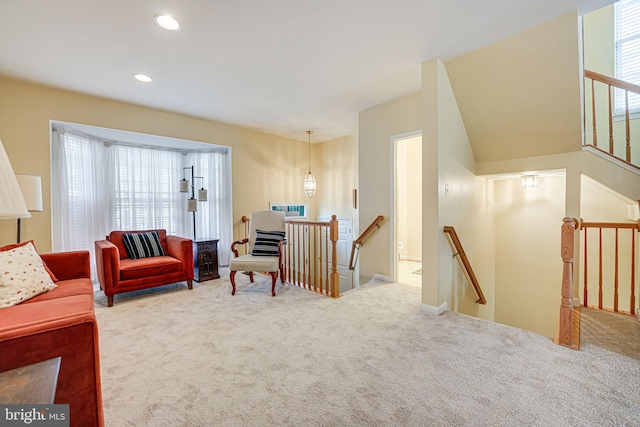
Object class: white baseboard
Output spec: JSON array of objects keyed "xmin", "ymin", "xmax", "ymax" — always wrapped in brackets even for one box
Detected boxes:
[
  {"xmin": 420, "ymin": 302, "xmax": 448, "ymax": 316},
  {"xmin": 373, "ymin": 274, "xmax": 392, "ymax": 282}
]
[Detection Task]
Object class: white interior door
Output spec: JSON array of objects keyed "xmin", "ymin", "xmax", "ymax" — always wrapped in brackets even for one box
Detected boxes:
[{"xmin": 319, "ymin": 216, "xmax": 353, "ymax": 292}]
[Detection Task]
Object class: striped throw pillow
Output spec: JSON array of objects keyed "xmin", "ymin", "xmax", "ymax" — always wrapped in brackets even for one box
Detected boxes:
[
  {"xmin": 251, "ymin": 230, "xmax": 285, "ymax": 257},
  {"xmin": 122, "ymin": 231, "xmax": 166, "ymax": 259}
]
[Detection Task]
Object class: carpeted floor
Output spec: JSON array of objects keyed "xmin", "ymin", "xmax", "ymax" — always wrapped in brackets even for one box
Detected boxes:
[{"xmin": 94, "ymin": 271, "xmax": 640, "ymax": 426}]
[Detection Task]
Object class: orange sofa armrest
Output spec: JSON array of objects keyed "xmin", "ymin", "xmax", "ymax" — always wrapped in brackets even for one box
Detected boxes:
[
  {"xmin": 40, "ymin": 251, "xmax": 91, "ymax": 281},
  {"xmin": 95, "ymin": 240, "xmax": 120, "ymax": 292},
  {"xmin": 166, "ymin": 235, "xmax": 194, "ymax": 278}
]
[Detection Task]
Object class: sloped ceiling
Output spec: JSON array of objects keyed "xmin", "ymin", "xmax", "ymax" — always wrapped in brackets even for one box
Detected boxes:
[
  {"xmin": 0, "ymin": 1, "xmax": 614, "ymax": 143},
  {"xmin": 445, "ymin": 12, "xmax": 583, "ymax": 163}
]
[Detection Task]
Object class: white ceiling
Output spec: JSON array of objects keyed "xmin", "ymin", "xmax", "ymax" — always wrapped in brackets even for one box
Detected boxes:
[{"xmin": 0, "ymin": 0, "xmax": 614, "ymax": 143}]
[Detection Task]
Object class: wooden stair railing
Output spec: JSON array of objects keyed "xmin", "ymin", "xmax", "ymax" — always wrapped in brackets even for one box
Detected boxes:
[
  {"xmin": 238, "ymin": 215, "xmax": 340, "ymax": 297},
  {"xmin": 348, "ymin": 215, "xmax": 384, "ymax": 270},
  {"xmin": 443, "ymin": 226, "xmax": 486, "ymax": 305},
  {"xmin": 580, "ymin": 218, "xmax": 640, "ymax": 316},
  {"xmin": 584, "ymin": 69, "xmax": 640, "ymax": 170},
  {"xmin": 284, "ymin": 216, "xmax": 340, "ymax": 298},
  {"xmin": 557, "ymin": 217, "xmax": 580, "ymax": 350}
]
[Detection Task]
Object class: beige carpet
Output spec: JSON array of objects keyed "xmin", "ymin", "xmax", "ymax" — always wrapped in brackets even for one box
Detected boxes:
[{"xmin": 94, "ymin": 272, "xmax": 640, "ymax": 426}]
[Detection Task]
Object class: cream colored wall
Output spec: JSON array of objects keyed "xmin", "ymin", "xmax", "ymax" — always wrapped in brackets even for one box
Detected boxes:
[
  {"xmin": 494, "ymin": 176, "xmax": 566, "ymax": 338},
  {"xmin": 397, "ymin": 142, "xmax": 409, "ymax": 260},
  {"xmin": 315, "ymin": 135, "xmax": 356, "ymax": 220},
  {"xmin": 358, "ymin": 93, "xmax": 421, "ymax": 284},
  {"xmin": 396, "ymin": 136, "xmax": 422, "ymax": 261},
  {"xmin": 0, "ymin": 77, "xmax": 313, "ymax": 251},
  {"xmin": 580, "ymin": 175, "xmax": 639, "ymax": 313},
  {"xmin": 583, "ymin": 4, "xmax": 640, "ymax": 166},
  {"xmin": 406, "ymin": 137, "xmax": 422, "ymax": 260},
  {"xmin": 445, "ymin": 12, "xmax": 583, "ymax": 163},
  {"xmin": 423, "ymin": 58, "xmax": 495, "ymax": 319}
]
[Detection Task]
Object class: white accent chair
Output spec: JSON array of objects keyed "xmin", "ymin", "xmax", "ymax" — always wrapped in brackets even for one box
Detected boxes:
[{"xmin": 229, "ymin": 210, "xmax": 286, "ymax": 296}]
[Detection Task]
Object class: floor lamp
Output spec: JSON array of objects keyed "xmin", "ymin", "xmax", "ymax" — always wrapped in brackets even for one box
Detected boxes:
[
  {"xmin": 179, "ymin": 166, "xmax": 207, "ymax": 240},
  {"xmin": 15, "ymin": 174, "xmax": 43, "ymax": 243},
  {"xmin": 0, "ymin": 139, "xmax": 31, "ymax": 234}
]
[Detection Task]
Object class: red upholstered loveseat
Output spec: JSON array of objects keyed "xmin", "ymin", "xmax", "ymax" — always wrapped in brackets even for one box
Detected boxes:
[
  {"xmin": 0, "ymin": 249, "xmax": 104, "ymax": 427},
  {"xmin": 95, "ymin": 229, "xmax": 193, "ymax": 307}
]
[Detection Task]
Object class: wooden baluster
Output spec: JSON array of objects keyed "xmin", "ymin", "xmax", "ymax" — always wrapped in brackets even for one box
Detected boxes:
[
  {"xmin": 614, "ymin": 228, "xmax": 619, "ymax": 312},
  {"xmin": 319, "ymin": 225, "xmax": 323, "ymax": 295},
  {"xmin": 297, "ymin": 224, "xmax": 301, "ymax": 286},
  {"xmin": 330, "ymin": 216, "xmax": 339, "ymax": 297},
  {"xmin": 325, "ymin": 225, "xmax": 330, "ymax": 295},
  {"xmin": 312, "ymin": 225, "xmax": 316, "ymax": 291},
  {"xmin": 631, "ymin": 229, "xmax": 636, "ymax": 316},
  {"xmin": 592, "ymin": 78, "xmax": 598, "ymax": 147},
  {"xmin": 599, "ymin": 228, "xmax": 603, "ymax": 310},
  {"xmin": 286, "ymin": 223, "xmax": 291, "ymax": 284},
  {"xmin": 625, "ymin": 90, "xmax": 631, "ymax": 162},
  {"xmin": 559, "ymin": 217, "xmax": 577, "ymax": 348},
  {"xmin": 608, "ymin": 84, "xmax": 614, "ymax": 155},
  {"xmin": 583, "ymin": 226, "xmax": 588, "ymax": 307}
]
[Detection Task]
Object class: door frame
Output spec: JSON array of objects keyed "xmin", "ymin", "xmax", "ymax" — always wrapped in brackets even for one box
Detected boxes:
[{"xmin": 390, "ymin": 130, "xmax": 422, "ymax": 283}]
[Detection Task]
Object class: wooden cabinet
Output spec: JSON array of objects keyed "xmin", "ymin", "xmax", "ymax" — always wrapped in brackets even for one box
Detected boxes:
[{"xmin": 193, "ymin": 238, "xmax": 220, "ymax": 282}]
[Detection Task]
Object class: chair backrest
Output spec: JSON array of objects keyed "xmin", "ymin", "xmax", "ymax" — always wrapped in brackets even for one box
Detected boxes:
[
  {"xmin": 249, "ymin": 211, "xmax": 285, "ymax": 251},
  {"xmin": 107, "ymin": 229, "xmax": 168, "ymax": 260}
]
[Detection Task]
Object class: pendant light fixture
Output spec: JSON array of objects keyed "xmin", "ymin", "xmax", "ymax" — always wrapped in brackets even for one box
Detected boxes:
[{"xmin": 303, "ymin": 130, "xmax": 316, "ymax": 198}]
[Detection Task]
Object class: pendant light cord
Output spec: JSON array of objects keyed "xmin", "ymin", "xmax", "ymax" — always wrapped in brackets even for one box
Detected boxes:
[{"xmin": 307, "ymin": 130, "xmax": 312, "ymax": 174}]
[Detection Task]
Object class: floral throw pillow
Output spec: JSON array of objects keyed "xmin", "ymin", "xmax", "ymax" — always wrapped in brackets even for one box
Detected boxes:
[{"xmin": 0, "ymin": 242, "xmax": 57, "ymax": 308}]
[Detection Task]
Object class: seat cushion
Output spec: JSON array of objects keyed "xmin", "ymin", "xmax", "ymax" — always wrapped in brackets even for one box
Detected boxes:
[
  {"xmin": 230, "ymin": 255, "xmax": 279, "ymax": 272},
  {"xmin": 119, "ymin": 256, "xmax": 182, "ymax": 281},
  {"xmin": 22, "ymin": 278, "xmax": 94, "ymax": 304}
]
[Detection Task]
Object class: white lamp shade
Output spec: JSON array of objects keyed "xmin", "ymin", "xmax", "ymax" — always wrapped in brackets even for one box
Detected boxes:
[
  {"xmin": 179, "ymin": 179, "xmax": 189, "ymax": 192},
  {"xmin": 15, "ymin": 175, "xmax": 43, "ymax": 212},
  {"xmin": 187, "ymin": 198, "xmax": 198, "ymax": 212},
  {"xmin": 304, "ymin": 173, "xmax": 316, "ymax": 198},
  {"xmin": 0, "ymin": 139, "xmax": 30, "ymax": 219},
  {"xmin": 198, "ymin": 188, "xmax": 207, "ymax": 201}
]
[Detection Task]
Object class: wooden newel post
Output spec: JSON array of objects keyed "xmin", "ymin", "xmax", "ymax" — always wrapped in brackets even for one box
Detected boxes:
[
  {"xmin": 329, "ymin": 215, "xmax": 339, "ymax": 298},
  {"xmin": 559, "ymin": 217, "xmax": 578, "ymax": 348}
]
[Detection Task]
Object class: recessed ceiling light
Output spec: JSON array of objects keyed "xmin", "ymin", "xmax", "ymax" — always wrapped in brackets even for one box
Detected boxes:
[
  {"xmin": 133, "ymin": 73, "xmax": 152, "ymax": 83},
  {"xmin": 154, "ymin": 14, "xmax": 181, "ymax": 31}
]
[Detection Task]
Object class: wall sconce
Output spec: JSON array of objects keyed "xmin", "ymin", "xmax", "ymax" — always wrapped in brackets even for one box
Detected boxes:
[{"xmin": 521, "ymin": 175, "xmax": 538, "ymax": 188}]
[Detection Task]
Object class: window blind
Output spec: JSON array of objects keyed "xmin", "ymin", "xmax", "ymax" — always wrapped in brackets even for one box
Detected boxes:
[{"xmin": 615, "ymin": 0, "xmax": 640, "ymax": 113}]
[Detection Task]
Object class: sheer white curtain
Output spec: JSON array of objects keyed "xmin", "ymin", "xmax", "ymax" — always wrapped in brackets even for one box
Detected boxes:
[{"xmin": 51, "ymin": 125, "xmax": 233, "ymax": 277}]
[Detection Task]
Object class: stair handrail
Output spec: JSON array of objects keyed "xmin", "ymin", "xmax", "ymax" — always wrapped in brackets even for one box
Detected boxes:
[
  {"xmin": 348, "ymin": 215, "xmax": 384, "ymax": 270},
  {"xmin": 584, "ymin": 69, "xmax": 640, "ymax": 167},
  {"xmin": 586, "ymin": 70, "xmax": 640, "ymax": 96},
  {"xmin": 443, "ymin": 226, "xmax": 486, "ymax": 305}
]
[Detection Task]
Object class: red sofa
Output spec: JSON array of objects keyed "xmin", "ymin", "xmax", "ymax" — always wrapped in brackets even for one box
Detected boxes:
[
  {"xmin": 95, "ymin": 229, "xmax": 193, "ymax": 307},
  {"xmin": 0, "ymin": 250, "xmax": 103, "ymax": 427}
]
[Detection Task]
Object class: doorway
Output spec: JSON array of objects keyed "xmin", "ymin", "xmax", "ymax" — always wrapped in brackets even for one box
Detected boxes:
[{"xmin": 393, "ymin": 134, "xmax": 422, "ymax": 287}]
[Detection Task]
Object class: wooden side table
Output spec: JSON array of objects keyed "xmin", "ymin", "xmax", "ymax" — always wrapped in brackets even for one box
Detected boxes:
[
  {"xmin": 0, "ymin": 357, "xmax": 61, "ymax": 404},
  {"xmin": 193, "ymin": 238, "xmax": 220, "ymax": 282}
]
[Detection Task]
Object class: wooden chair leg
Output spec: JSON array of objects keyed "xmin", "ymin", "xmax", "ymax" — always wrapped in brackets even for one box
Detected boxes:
[
  {"xmin": 187, "ymin": 280, "xmax": 193, "ymax": 290},
  {"xmin": 248, "ymin": 272, "xmax": 254, "ymax": 282},
  {"xmin": 270, "ymin": 272, "xmax": 277, "ymax": 296},
  {"xmin": 107, "ymin": 295, "xmax": 114, "ymax": 307},
  {"xmin": 279, "ymin": 264, "xmax": 285, "ymax": 283},
  {"xmin": 230, "ymin": 271, "xmax": 237, "ymax": 295}
]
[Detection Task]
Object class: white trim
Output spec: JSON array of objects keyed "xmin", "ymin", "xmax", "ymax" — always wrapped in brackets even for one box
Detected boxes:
[
  {"xmin": 582, "ymin": 145, "xmax": 640, "ymax": 175},
  {"xmin": 373, "ymin": 274, "xmax": 392, "ymax": 282},
  {"xmin": 420, "ymin": 302, "xmax": 448, "ymax": 316},
  {"xmin": 390, "ymin": 130, "xmax": 422, "ymax": 284}
]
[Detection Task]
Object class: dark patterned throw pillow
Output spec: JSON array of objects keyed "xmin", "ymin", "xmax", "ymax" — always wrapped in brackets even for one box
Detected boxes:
[
  {"xmin": 122, "ymin": 231, "xmax": 166, "ymax": 259},
  {"xmin": 251, "ymin": 230, "xmax": 285, "ymax": 257}
]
